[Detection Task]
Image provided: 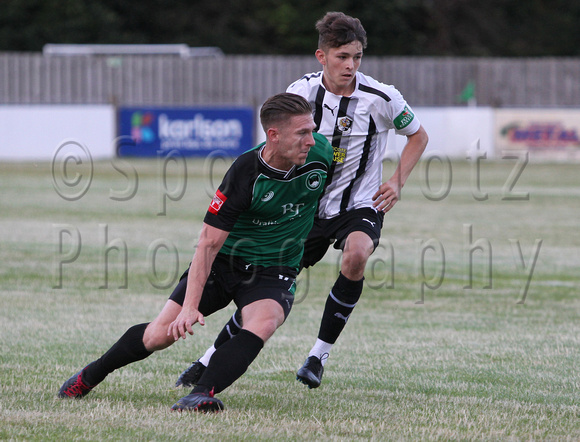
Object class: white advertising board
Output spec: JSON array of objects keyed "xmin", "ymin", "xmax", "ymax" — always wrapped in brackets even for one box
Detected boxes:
[
  {"xmin": 0, "ymin": 105, "xmax": 115, "ymax": 161},
  {"xmin": 256, "ymin": 107, "xmax": 496, "ymax": 160},
  {"xmin": 386, "ymin": 107, "xmax": 496, "ymax": 160},
  {"xmin": 4, "ymin": 105, "xmax": 580, "ymax": 163}
]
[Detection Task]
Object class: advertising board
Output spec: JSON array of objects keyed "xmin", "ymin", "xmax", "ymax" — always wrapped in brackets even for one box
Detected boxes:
[
  {"xmin": 118, "ymin": 107, "xmax": 254, "ymax": 157},
  {"xmin": 495, "ymin": 109, "xmax": 580, "ymax": 161}
]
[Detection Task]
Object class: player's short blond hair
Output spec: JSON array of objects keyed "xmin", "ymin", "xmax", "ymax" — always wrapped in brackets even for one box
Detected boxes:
[{"xmin": 260, "ymin": 93, "xmax": 312, "ymax": 132}]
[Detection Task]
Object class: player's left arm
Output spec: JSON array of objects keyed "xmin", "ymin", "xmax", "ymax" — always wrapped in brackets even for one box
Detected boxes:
[{"xmin": 372, "ymin": 125, "xmax": 428, "ymax": 213}]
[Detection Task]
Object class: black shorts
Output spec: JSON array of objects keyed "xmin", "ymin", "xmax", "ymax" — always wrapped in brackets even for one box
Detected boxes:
[
  {"xmin": 168, "ymin": 253, "xmax": 297, "ymax": 319},
  {"xmin": 301, "ymin": 207, "xmax": 384, "ymax": 269}
]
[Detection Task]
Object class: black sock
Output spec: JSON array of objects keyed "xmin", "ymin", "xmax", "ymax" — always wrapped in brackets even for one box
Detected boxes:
[
  {"xmin": 193, "ymin": 329, "xmax": 263, "ymax": 395},
  {"xmin": 213, "ymin": 310, "xmax": 242, "ymax": 349},
  {"xmin": 317, "ymin": 273, "xmax": 363, "ymax": 344},
  {"xmin": 82, "ymin": 322, "xmax": 153, "ymax": 386}
]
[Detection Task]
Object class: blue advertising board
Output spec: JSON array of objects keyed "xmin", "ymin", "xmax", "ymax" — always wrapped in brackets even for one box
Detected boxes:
[{"xmin": 118, "ymin": 107, "xmax": 254, "ymax": 157}]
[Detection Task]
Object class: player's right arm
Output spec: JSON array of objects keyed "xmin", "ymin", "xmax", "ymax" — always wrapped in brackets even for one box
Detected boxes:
[
  {"xmin": 167, "ymin": 223, "xmax": 229, "ymax": 341},
  {"xmin": 373, "ymin": 124, "xmax": 428, "ymax": 212},
  {"xmin": 167, "ymin": 153, "xmax": 253, "ymax": 341}
]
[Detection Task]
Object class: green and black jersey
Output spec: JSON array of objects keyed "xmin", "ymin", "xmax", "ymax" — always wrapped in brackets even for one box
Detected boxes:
[{"xmin": 204, "ymin": 132, "xmax": 332, "ymax": 270}]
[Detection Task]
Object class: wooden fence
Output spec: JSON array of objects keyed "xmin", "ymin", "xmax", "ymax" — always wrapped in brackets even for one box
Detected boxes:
[{"xmin": 1, "ymin": 53, "xmax": 580, "ymax": 107}]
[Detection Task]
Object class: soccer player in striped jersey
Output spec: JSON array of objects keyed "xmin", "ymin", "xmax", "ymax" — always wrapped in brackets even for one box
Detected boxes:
[{"xmin": 176, "ymin": 12, "xmax": 428, "ymax": 390}]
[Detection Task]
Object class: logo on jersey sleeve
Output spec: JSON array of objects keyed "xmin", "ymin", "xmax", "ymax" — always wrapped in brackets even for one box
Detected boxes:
[
  {"xmin": 394, "ymin": 105, "xmax": 415, "ymax": 130},
  {"xmin": 209, "ymin": 189, "xmax": 227, "ymax": 214}
]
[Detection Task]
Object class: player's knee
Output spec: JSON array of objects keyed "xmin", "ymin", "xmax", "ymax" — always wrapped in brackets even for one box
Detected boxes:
[
  {"xmin": 253, "ymin": 322, "xmax": 277, "ymax": 342},
  {"xmin": 341, "ymin": 248, "xmax": 370, "ymax": 277},
  {"xmin": 263, "ymin": 318, "xmax": 280, "ymax": 338},
  {"xmin": 344, "ymin": 234, "xmax": 373, "ymax": 262},
  {"xmin": 241, "ymin": 299, "xmax": 285, "ymax": 338},
  {"xmin": 244, "ymin": 315, "xmax": 283, "ymax": 342},
  {"xmin": 142, "ymin": 322, "xmax": 174, "ymax": 351}
]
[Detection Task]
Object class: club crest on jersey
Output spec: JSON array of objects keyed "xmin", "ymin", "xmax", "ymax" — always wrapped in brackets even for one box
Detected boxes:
[
  {"xmin": 336, "ymin": 116, "xmax": 353, "ymax": 135},
  {"xmin": 209, "ymin": 189, "xmax": 227, "ymax": 214},
  {"xmin": 306, "ymin": 171, "xmax": 322, "ymax": 191}
]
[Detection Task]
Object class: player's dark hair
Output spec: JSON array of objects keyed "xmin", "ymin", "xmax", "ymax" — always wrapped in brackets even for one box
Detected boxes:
[
  {"xmin": 260, "ymin": 93, "xmax": 312, "ymax": 132},
  {"xmin": 316, "ymin": 11, "xmax": 367, "ymax": 50}
]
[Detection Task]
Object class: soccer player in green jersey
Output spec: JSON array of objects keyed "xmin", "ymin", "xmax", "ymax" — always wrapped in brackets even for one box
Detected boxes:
[{"xmin": 57, "ymin": 93, "xmax": 333, "ymax": 412}]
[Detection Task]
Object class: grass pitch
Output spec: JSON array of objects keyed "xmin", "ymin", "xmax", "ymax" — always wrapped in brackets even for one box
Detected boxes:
[{"xmin": 0, "ymin": 157, "xmax": 578, "ymax": 440}]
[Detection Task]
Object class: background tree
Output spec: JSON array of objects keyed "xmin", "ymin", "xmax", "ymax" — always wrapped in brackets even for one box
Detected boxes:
[{"xmin": 1, "ymin": 0, "xmax": 579, "ymax": 56}]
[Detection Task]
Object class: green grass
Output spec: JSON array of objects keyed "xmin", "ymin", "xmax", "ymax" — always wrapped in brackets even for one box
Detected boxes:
[{"xmin": 1, "ymin": 158, "xmax": 578, "ymax": 440}]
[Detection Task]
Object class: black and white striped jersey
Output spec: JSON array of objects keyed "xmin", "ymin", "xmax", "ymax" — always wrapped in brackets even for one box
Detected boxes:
[{"xmin": 287, "ymin": 71, "xmax": 421, "ymax": 219}]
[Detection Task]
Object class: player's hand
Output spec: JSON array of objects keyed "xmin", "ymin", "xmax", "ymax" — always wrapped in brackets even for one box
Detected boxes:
[
  {"xmin": 168, "ymin": 307, "xmax": 205, "ymax": 341},
  {"xmin": 372, "ymin": 179, "xmax": 400, "ymax": 213}
]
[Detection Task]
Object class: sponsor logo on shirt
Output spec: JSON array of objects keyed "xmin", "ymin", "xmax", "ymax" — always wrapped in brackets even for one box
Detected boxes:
[
  {"xmin": 333, "ymin": 145, "xmax": 347, "ymax": 163},
  {"xmin": 209, "ymin": 189, "xmax": 227, "ymax": 214},
  {"xmin": 394, "ymin": 105, "xmax": 415, "ymax": 130},
  {"xmin": 281, "ymin": 202, "xmax": 305, "ymax": 217},
  {"xmin": 252, "ymin": 219, "xmax": 279, "ymax": 226}
]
